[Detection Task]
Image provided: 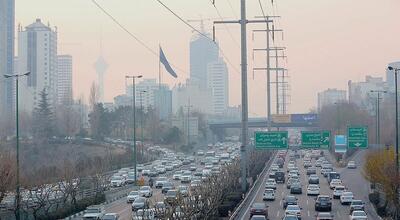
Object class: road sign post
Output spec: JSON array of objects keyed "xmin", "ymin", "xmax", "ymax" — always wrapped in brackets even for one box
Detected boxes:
[
  {"xmin": 301, "ymin": 131, "xmax": 330, "ymax": 148},
  {"xmin": 255, "ymin": 131, "xmax": 288, "ymax": 149},
  {"xmin": 347, "ymin": 126, "xmax": 368, "ymax": 148}
]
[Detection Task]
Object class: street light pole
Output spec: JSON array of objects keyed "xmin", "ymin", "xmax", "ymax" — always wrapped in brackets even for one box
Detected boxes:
[
  {"xmin": 388, "ymin": 65, "xmax": 399, "ymax": 212},
  {"xmin": 139, "ymin": 90, "xmax": 146, "ymax": 156},
  {"xmin": 4, "ymin": 72, "xmax": 30, "ymax": 220},
  {"xmin": 126, "ymin": 74, "xmax": 142, "ymax": 184},
  {"xmin": 370, "ymin": 90, "xmax": 387, "ymax": 146}
]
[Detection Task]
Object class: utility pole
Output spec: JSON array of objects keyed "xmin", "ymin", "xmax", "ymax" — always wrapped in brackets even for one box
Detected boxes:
[
  {"xmin": 252, "ymin": 18, "xmax": 286, "ymax": 127},
  {"xmin": 214, "ymin": 0, "xmax": 272, "ymax": 192},
  {"xmin": 388, "ymin": 66, "xmax": 399, "ymax": 212},
  {"xmin": 370, "ymin": 90, "xmax": 386, "ymax": 146},
  {"xmin": 4, "ymin": 72, "xmax": 30, "ymax": 220},
  {"xmin": 126, "ymin": 74, "xmax": 142, "ymax": 184}
]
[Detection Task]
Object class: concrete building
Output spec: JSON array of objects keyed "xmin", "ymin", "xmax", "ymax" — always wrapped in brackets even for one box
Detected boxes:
[
  {"xmin": 18, "ymin": 19, "xmax": 58, "ymax": 113},
  {"xmin": 126, "ymin": 78, "xmax": 172, "ymax": 119},
  {"xmin": 207, "ymin": 58, "xmax": 229, "ymax": 115},
  {"xmin": 317, "ymin": 88, "xmax": 347, "ymax": 112},
  {"xmin": 57, "ymin": 55, "xmax": 72, "ymax": 105},
  {"xmin": 190, "ymin": 33, "xmax": 219, "ymax": 89},
  {"xmin": 172, "ymin": 80, "xmax": 212, "ymax": 115},
  {"xmin": 0, "ymin": 0, "xmax": 15, "ymax": 119},
  {"xmin": 114, "ymin": 94, "xmax": 131, "ymax": 108},
  {"xmin": 348, "ymin": 75, "xmax": 388, "ymax": 113}
]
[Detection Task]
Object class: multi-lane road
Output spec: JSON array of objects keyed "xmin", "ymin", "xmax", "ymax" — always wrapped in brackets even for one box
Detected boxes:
[{"xmin": 237, "ymin": 149, "xmax": 378, "ymax": 220}]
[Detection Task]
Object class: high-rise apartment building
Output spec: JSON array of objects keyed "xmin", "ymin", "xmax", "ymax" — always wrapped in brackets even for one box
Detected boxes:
[
  {"xmin": 207, "ymin": 58, "xmax": 229, "ymax": 115},
  {"xmin": 18, "ymin": 19, "xmax": 58, "ymax": 113},
  {"xmin": 57, "ymin": 55, "xmax": 72, "ymax": 105},
  {"xmin": 0, "ymin": 0, "xmax": 15, "ymax": 119}
]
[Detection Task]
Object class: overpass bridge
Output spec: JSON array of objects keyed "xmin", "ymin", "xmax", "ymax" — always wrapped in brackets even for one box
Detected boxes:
[{"xmin": 208, "ymin": 114, "xmax": 319, "ymax": 130}]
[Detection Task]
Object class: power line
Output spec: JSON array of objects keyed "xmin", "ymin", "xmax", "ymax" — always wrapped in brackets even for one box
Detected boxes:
[
  {"xmin": 155, "ymin": 0, "xmax": 240, "ymax": 74},
  {"xmin": 91, "ymin": 0, "xmax": 157, "ymax": 56},
  {"xmin": 91, "ymin": 0, "xmax": 187, "ymax": 74},
  {"xmin": 208, "ymin": 0, "xmax": 240, "ymax": 48},
  {"xmin": 226, "ymin": 0, "xmax": 238, "ymax": 18}
]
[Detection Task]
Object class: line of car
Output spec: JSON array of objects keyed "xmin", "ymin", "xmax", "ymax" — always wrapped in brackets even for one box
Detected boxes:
[{"xmin": 249, "ymin": 149, "xmax": 368, "ymax": 220}]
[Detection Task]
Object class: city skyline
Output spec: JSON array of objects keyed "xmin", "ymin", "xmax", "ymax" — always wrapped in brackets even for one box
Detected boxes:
[{"xmin": 13, "ymin": 0, "xmax": 400, "ymax": 116}]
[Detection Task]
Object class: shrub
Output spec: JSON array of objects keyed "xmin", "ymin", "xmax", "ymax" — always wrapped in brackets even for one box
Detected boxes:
[{"xmin": 369, "ymin": 192, "xmax": 380, "ymax": 205}]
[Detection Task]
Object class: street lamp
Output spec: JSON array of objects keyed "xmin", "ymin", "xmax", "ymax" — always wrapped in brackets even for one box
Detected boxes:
[
  {"xmin": 125, "ymin": 74, "xmax": 142, "ymax": 184},
  {"xmin": 370, "ymin": 90, "xmax": 387, "ymax": 147},
  {"xmin": 4, "ymin": 71, "xmax": 30, "ymax": 220},
  {"xmin": 139, "ymin": 90, "xmax": 147, "ymax": 156},
  {"xmin": 388, "ymin": 66, "xmax": 399, "ymax": 214}
]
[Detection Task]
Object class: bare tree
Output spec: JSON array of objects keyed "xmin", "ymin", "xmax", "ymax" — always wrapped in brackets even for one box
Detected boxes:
[{"xmin": 0, "ymin": 152, "xmax": 15, "ymax": 204}]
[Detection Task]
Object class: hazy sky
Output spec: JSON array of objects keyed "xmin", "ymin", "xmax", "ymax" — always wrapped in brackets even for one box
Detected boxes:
[{"xmin": 15, "ymin": 0, "xmax": 400, "ymax": 116}]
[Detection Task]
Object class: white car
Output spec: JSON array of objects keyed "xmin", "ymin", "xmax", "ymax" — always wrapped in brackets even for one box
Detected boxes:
[
  {"xmin": 142, "ymin": 169, "xmax": 150, "ymax": 176},
  {"xmin": 349, "ymin": 210, "xmax": 367, "ymax": 219},
  {"xmin": 330, "ymin": 179, "xmax": 342, "ymax": 189},
  {"xmin": 265, "ymin": 178, "xmax": 277, "ymax": 189},
  {"xmin": 263, "ymin": 188, "xmax": 275, "ymax": 201},
  {"xmin": 307, "ymin": 184, "xmax": 320, "ymax": 196},
  {"xmin": 341, "ymin": 192, "xmax": 354, "ymax": 205},
  {"xmin": 173, "ymin": 171, "xmax": 183, "ymax": 180},
  {"xmin": 285, "ymin": 205, "xmax": 302, "ymax": 219},
  {"xmin": 333, "ymin": 185, "xmax": 346, "ymax": 199},
  {"xmin": 127, "ymin": 191, "xmax": 140, "ymax": 203},
  {"xmin": 82, "ymin": 205, "xmax": 105, "ymax": 219},
  {"xmin": 110, "ymin": 176, "xmax": 125, "ymax": 187},
  {"xmin": 347, "ymin": 161, "xmax": 357, "ymax": 169},
  {"xmin": 181, "ymin": 172, "xmax": 192, "ymax": 183},
  {"xmin": 139, "ymin": 186, "xmax": 153, "ymax": 198}
]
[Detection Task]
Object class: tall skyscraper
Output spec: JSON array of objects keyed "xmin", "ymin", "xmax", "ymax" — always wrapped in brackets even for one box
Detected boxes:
[
  {"xmin": 18, "ymin": 18, "xmax": 58, "ymax": 113},
  {"xmin": 57, "ymin": 55, "xmax": 73, "ymax": 105},
  {"xmin": 94, "ymin": 55, "xmax": 107, "ymax": 103},
  {"xmin": 0, "ymin": 0, "xmax": 15, "ymax": 119},
  {"xmin": 207, "ymin": 58, "xmax": 229, "ymax": 115},
  {"xmin": 189, "ymin": 34, "xmax": 219, "ymax": 89}
]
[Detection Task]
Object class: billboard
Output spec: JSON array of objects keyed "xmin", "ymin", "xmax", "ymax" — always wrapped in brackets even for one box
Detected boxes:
[
  {"xmin": 271, "ymin": 114, "xmax": 291, "ymax": 123},
  {"xmin": 291, "ymin": 114, "xmax": 318, "ymax": 124}
]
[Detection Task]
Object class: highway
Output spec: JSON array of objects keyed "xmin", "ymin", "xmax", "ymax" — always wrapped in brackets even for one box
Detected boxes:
[{"xmin": 237, "ymin": 149, "xmax": 378, "ymax": 220}]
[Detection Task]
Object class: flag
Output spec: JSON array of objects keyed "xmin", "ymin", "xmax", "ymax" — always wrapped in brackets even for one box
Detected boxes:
[{"xmin": 159, "ymin": 47, "xmax": 177, "ymax": 78}]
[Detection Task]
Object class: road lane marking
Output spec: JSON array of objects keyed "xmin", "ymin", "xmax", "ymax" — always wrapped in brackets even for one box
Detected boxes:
[
  {"xmin": 307, "ymin": 210, "xmax": 310, "ymax": 217},
  {"xmin": 306, "ymin": 199, "xmax": 309, "ymax": 205},
  {"xmin": 337, "ymin": 210, "xmax": 341, "ymax": 218},
  {"xmin": 277, "ymin": 210, "xmax": 280, "ymax": 217}
]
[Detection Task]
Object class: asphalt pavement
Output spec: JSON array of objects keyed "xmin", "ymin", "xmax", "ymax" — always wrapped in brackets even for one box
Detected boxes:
[{"xmin": 237, "ymin": 149, "xmax": 378, "ymax": 220}]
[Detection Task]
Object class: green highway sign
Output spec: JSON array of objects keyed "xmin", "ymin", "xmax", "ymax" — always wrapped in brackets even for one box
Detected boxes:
[
  {"xmin": 347, "ymin": 126, "xmax": 368, "ymax": 148},
  {"xmin": 301, "ymin": 131, "xmax": 331, "ymax": 148},
  {"xmin": 255, "ymin": 131, "xmax": 288, "ymax": 149}
]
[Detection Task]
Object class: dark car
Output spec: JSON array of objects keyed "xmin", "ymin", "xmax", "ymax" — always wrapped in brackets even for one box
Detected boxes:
[
  {"xmin": 306, "ymin": 167, "xmax": 316, "ymax": 175},
  {"xmin": 283, "ymin": 196, "xmax": 298, "ymax": 209},
  {"xmin": 315, "ymin": 195, "xmax": 332, "ymax": 212},
  {"xmin": 315, "ymin": 212, "xmax": 334, "ymax": 220},
  {"xmin": 161, "ymin": 182, "xmax": 175, "ymax": 194},
  {"xmin": 308, "ymin": 174, "xmax": 319, "ymax": 184},
  {"xmin": 276, "ymin": 158, "xmax": 285, "ymax": 168},
  {"xmin": 290, "ymin": 183, "xmax": 302, "ymax": 194},
  {"xmin": 269, "ymin": 171, "xmax": 276, "ymax": 179},
  {"xmin": 250, "ymin": 203, "xmax": 268, "ymax": 217},
  {"xmin": 275, "ymin": 171, "xmax": 285, "ymax": 183}
]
